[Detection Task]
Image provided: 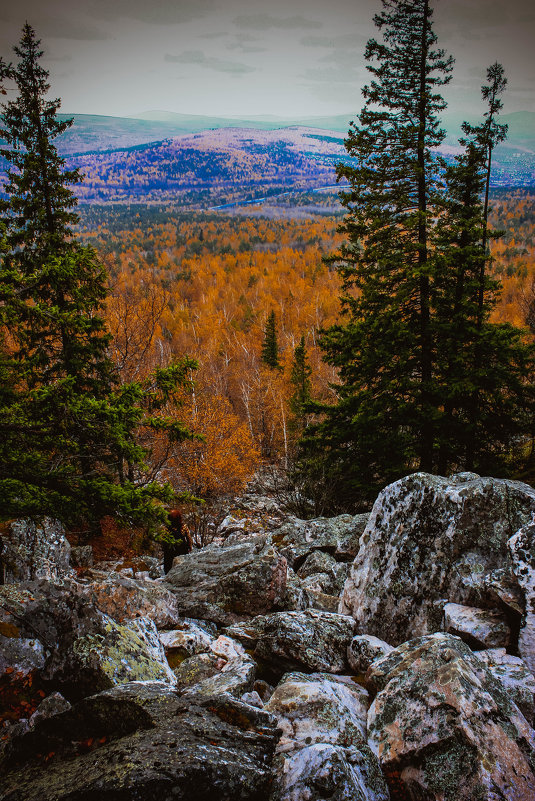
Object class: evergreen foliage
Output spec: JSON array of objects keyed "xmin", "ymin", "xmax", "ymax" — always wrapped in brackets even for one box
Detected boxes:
[
  {"xmin": 0, "ymin": 25, "xmax": 196, "ymax": 531},
  {"xmin": 289, "ymin": 335, "xmax": 312, "ymax": 433},
  {"xmin": 297, "ymin": 0, "xmax": 534, "ymax": 511},
  {"xmin": 261, "ymin": 309, "xmax": 281, "ymax": 369}
]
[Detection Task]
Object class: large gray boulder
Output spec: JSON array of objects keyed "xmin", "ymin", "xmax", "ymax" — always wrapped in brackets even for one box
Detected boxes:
[
  {"xmin": 227, "ymin": 610, "xmax": 356, "ymax": 675},
  {"xmin": 367, "ymin": 633, "xmax": 535, "ymax": 801},
  {"xmin": 164, "ymin": 535, "xmax": 288, "ymax": 625},
  {"xmin": 265, "ymin": 672, "xmax": 388, "ymax": 801},
  {"xmin": 79, "ymin": 571, "xmax": 181, "ymax": 629},
  {"xmin": 1, "ymin": 681, "xmax": 281, "ymax": 800},
  {"xmin": 0, "ymin": 580, "xmax": 175, "ymax": 701},
  {"xmin": 0, "ymin": 518, "xmax": 71, "ymax": 583},
  {"xmin": 340, "ymin": 473, "xmax": 535, "ymax": 646}
]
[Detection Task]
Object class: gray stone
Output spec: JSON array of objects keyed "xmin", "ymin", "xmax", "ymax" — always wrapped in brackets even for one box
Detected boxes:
[
  {"xmin": 81, "ymin": 572, "xmax": 181, "ymax": 629},
  {"xmin": 0, "ymin": 634, "xmax": 45, "ymax": 680},
  {"xmin": 227, "ymin": 610, "xmax": 356, "ymax": 675},
  {"xmin": 266, "ymin": 673, "xmax": 387, "ymax": 801},
  {"xmin": 443, "ymin": 602, "xmax": 510, "ymax": 648},
  {"xmin": 270, "ymin": 743, "xmax": 390, "ymax": 801},
  {"xmin": 164, "ymin": 535, "xmax": 288, "ymax": 625},
  {"xmin": 29, "ymin": 692, "xmax": 71, "ymax": 728},
  {"xmin": 158, "ymin": 619, "xmax": 215, "ymax": 657},
  {"xmin": 1, "ymin": 682, "xmax": 280, "ymax": 801},
  {"xmin": 272, "ymin": 513, "xmax": 369, "ymax": 568},
  {"xmin": 182, "ymin": 656, "xmax": 256, "ymax": 699},
  {"xmin": 476, "ymin": 648, "xmax": 535, "ymax": 724},
  {"xmin": 367, "ymin": 633, "xmax": 535, "ymax": 801},
  {"xmin": 340, "ymin": 473, "xmax": 535, "ymax": 646},
  {"xmin": 0, "ymin": 518, "xmax": 71, "ymax": 583},
  {"xmin": 509, "ymin": 522, "xmax": 535, "ymax": 674},
  {"xmin": 347, "ymin": 636, "xmax": 394, "ymax": 676},
  {"xmin": 173, "ymin": 652, "xmax": 223, "ymax": 689}
]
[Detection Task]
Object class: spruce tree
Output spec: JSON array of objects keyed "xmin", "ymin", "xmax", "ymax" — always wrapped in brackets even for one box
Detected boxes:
[
  {"xmin": 0, "ymin": 25, "xmax": 196, "ymax": 530},
  {"xmin": 289, "ymin": 335, "xmax": 312, "ymax": 433},
  {"xmin": 297, "ymin": 2, "xmax": 534, "ymax": 511},
  {"xmin": 261, "ymin": 310, "xmax": 281, "ymax": 369}
]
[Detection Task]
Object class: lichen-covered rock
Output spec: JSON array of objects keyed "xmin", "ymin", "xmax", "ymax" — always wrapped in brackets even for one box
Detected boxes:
[
  {"xmin": 305, "ymin": 589, "xmax": 340, "ymax": 613},
  {"xmin": 0, "ymin": 634, "xmax": 45, "ymax": 680},
  {"xmin": 28, "ymin": 692, "xmax": 71, "ymax": 728},
  {"xmin": 367, "ymin": 633, "xmax": 535, "ymax": 801},
  {"xmin": 158, "ymin": 619, "xmax": 215, "ymax": 658},
  {"xmin": 81, "ymin": 571, "xmax": 181, "ymax": 628},
  {"xmin": 265, "ymin": 672, "xmax": 369, "ymax": 753},
  {"xmin": 0, "ymin": 580, "xmax": 176, "ymax": 700},
  {"xmin": 0, "ymin": 518, "xmax": 71, "ymax": 583},
  {"xmin": 270, "ymin": 743, "xmax": 390, "ymax": 801},
  {"xmin": 174, "ymin": 652, "xmax": 224, "ymax": 688},
  {"xmin": 182, "ymin": 656, "xmax": 256, "ymax": 699},
  {"xmin": 227, "ymin": 610, "xmax": 356, "ymax": 675},
  {"xmin": 443, "ymin": 602, "xmax": 510, "ymax": 648},
  {"xmin": 297, "ymin": 551, "xmax": 350, "ymax": 596},
  {"xmin": 271, "ymin": 514, "xmax": 369, "ymax": 568},
  {"xmin": 1, "ymin": 683, "xmax": 281, "ymax": 801},
  {"xmin": 265, "ymin": 673, "xmax": 387, "ymax": 801},
  {"xmin": 509, "ymin": 522, "xmax": 535, "ymax": 674},
  {"xmin": 340, "ymin": 473, "xmax": 535, "ymax": 645},
  {"xmin": 476, "ymin": 648, "xmax": 535, "ymax": 724},
  {"xmin": 209, "ymin": 633, "xmax": 247, "ymax": 662},
  {"xmin": 164, "ymin": 535, "xmax": 288, "ymax": 625},
  {"xmin": 347, "ymin": 636, "xmax": 394, "ymax": 676}
]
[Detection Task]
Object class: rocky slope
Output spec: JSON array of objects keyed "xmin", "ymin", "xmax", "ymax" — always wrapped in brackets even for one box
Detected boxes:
[{"xmin": 1, "ymin": 471, "xmax": 535, "ymax": 800}]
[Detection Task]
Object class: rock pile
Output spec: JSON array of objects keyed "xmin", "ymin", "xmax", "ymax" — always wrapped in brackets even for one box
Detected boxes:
[{"xmin": 1, "ymin": 472, "xmax": 535, "ymax": 800}]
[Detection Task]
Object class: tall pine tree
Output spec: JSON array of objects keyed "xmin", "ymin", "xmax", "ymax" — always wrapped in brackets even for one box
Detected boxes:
[
  {"xmin": 261, "ymin": 310, "xmax": 281, "ymax": 369},
  {"xmin": 0, "ymin": 25, "xmax": 196, "ymax": 530},
  {"xmin": 298, "ymin": 2, "xmax": 534, "ymax": 511}
]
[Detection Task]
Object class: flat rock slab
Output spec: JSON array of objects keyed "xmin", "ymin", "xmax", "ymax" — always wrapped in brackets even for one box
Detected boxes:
[
  {"xmin": 1, "ymin": 683, "xmax": 280, "ymax": 801},
  {"xmin": 340, "ymin": 473, "xmax": 535, "ymax": 645},
  {"xmin": 164, "ymin": 535, "xmax": 287, "ymax": 625}
]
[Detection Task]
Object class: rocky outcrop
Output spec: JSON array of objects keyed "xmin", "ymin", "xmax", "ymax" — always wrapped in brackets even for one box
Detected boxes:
[
  {"xmin": 340, "ymin": 472, "xmax": 535, "ymax": 646},
  {"xmin": 476, "ymin": 647, "xmax": 535, "ymax": 724},
  {"xmin": 0, "ymin": 518, "xmax": 71, "ymax": 583},
  {"xmin": 367, "ymin": 633, "xmax": 535, "ymax": 801},
  {"xmin": 164, "ymin": 535, "xmax": 288, "ymax": 625},
  {"xmin": 1, "ymin": 682, "xmax": 281, "ymax": 801}
]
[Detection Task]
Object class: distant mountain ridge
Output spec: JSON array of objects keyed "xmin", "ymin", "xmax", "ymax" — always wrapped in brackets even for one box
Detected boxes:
[{"xmin": 53, "ymin": 111, "xmax": 535, "ymax": 156}]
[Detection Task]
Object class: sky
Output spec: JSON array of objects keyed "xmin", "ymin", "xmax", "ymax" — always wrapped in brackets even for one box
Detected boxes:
[{"xmin": 0, "ymin": 0, "xmax": 533, "ymax": 120}]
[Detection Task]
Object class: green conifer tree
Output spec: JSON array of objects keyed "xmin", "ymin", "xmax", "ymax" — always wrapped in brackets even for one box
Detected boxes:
[
  {"xmin": 0, "ymin": 25, "xmax": 196, "ymax": 530},
  {"xmin": 261, "ymin": 310, "xmax": 281, "ymax": 369},
  {"xmin": 289, "ymin": 335, "xmax": 312, "ymax": 434},
  {"xmin": 297, "ymin": 2, "xmax": 534, "ymax": 511}
]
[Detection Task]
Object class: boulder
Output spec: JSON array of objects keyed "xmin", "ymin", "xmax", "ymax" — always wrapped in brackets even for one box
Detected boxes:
[
  {"xmin": 367, "ymin": 633, "xmax": 535, "ymax": 801},
  {"xmin": 0, "ymin": 518, "xmax": 71, "ymax": 583},
  {"xmin": 1, "ymin": 681, "xmax": 281, "ymax": 800},
  {"xmin": 174, "ymin": 652, "xmax": 224, "ymax": 688},
  {"xmin": 28, "ymin": 692, "xmax": 71, "ymax": 728},
  {"xmin": 182, "ymin": 656, "xmax": 256, "ymax": 699},
  {"xmin": 347, "ymin": 635, "xmax": 394, "ymax": 676},
  {"xmin": 0, "ymin": 580, "xmax": 176, "ymax": 700},
  {"xmin": 443, "ymin": 601, "xmax": 510, "ymax": 648},
  {"xmin": 509, "ymin": 522, "xmax": 535, "ymax": 674},
  {"xmin": 227, "ymin": 610, "xmax": 356, "ymax": 675},
  {"xmin": 340, "ymin": 473, "xmax": 535, "ymax": 645},
  {"xmin": 265, "ymin": 673, "xmax": 388, "ymax": 801},
  {"xmin": 158, "ymin": 619, "xmax": 215, "ymax": 660},
  {"xmin": 164, "ymin": 535, "xmax": 288, "ymax": 625},
  {"xmin": 265, "ymin": 672, "xmax": 369, "ymax": 753},
  {"xmin": 271, "ymin": 513, "xmax": 369, "ymax": 568},
  {"xmin": 297, "ymin": 551, "xmax": 350, "ymax": 595},
  {"xmin": 80, "ymin": 571, "xmax": 181, "ymax": 629},
  {"xmin": 69, "ymin": 545, "xmax": 93, "ymax": 569},
  {"xmin": 476, "ymin": 648, "xmax": 535, "ymax": 724}
]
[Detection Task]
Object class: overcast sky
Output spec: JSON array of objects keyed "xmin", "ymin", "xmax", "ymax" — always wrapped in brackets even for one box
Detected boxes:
[{"xmin": 0, "ymin": 0, "xmax": 533, "ymax": 119}]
